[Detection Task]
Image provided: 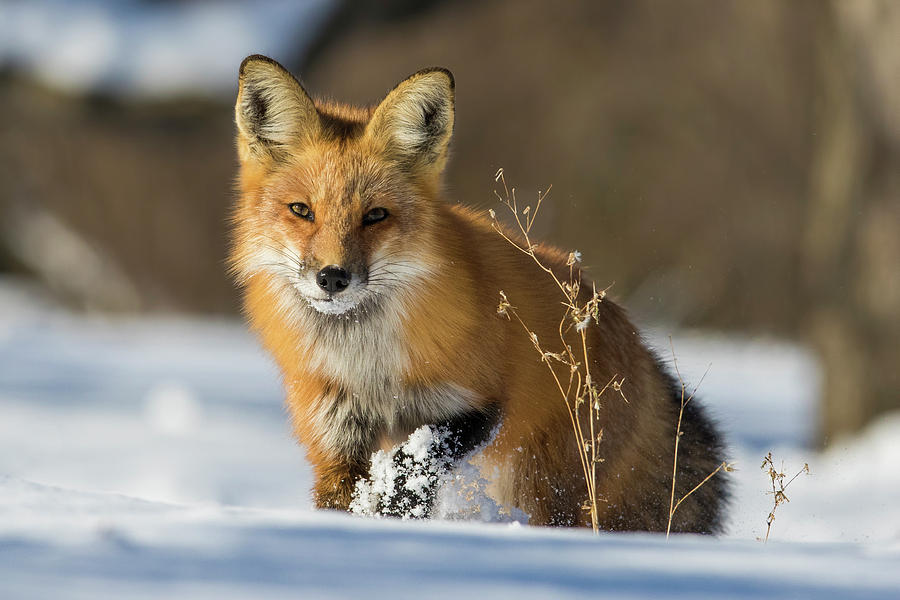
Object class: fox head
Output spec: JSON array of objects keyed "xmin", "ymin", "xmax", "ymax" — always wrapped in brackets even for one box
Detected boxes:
[{"xmin": 230, "ymin": 55, "xmax": 455, "ymax": 316}]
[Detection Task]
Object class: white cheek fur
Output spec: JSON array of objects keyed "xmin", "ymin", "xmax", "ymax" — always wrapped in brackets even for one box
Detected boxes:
[
  {"xmin": 243, "ymin": 237, "xmax": 435, "ymax": 329},
  {"xmin": 236, "ymin": 236, "xmax": 306, "ymax": 283}
]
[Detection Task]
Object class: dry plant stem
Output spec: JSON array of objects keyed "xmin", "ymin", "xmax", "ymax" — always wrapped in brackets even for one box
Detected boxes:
[
  {"xmin": 761, "ymin": 453, "xmax": 810, "ymax": 543},
  {"xmin": 505, "ymin": 279, "xmax": 602, "ymax": 531},
  {"xmin": 507, "ymin": 309, "xmax": 592, "ymax": 500},
  {"xmin": 670, "ymin": 461, "xmax": 729, "ymax": 523},
  {"xmin": 665, "ymin": 337, "xmax": 731, "ymax": 538},
  {"xmin": 491, "ymin": 169, "xmax": 626, "ymax": 533}
]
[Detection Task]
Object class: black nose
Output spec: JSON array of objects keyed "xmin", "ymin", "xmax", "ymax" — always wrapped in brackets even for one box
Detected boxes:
[{"xmin": 317, "ymin": 265, "xmax": 350, "ymax": 294}]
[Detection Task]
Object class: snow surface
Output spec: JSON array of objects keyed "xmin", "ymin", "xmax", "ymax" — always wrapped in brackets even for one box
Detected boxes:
[
  {"xmin": 0, "ymin": 0, "xmax": 336, "ymax": 98},
  {"xmin": 1, "ymin": 277, "xmax": 899, "ymax": 598}
]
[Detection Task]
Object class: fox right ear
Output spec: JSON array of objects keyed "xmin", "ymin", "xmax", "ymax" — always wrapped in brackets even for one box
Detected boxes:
[
  {"xmin": 235, "ymin": 55, "xmax": 320, "ymax": 161},
  {"xmin": 365, "ymin": 68, "xmax": 455, "ymax": 177}
]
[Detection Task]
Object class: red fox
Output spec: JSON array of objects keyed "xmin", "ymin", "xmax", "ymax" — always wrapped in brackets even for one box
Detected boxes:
[{"xmin": 229, "ymin": 55, "xmax": 728, "ymax": 531}]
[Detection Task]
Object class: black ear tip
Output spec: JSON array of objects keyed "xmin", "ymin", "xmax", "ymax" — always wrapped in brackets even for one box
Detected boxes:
[
  {"xmin": 239, "ymin": 54, "xmax": 268, "ymax": 76},
  {"xmin": 430, "ymin": 67, "xmax": 455, "ymax": 90},
  {"xmin": 433, "ymin": 67, "xmax": 455, "ymax": 90},
  {"xmin": 409, "ymin": 67, "xmax": 454, "ymax": 91},
  {"xmin": 239, "ymin": 54, "xmax": 288, "ymax": 79}
]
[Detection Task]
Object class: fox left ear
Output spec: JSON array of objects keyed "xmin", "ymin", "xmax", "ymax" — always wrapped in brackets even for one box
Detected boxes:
[
  {"xmin": 235, "ymin": 55, "xmax": 320, "ymax": 163},
  {"xmin": 365, "ymin": 68, "xmax": 455, "ymax": 176}
]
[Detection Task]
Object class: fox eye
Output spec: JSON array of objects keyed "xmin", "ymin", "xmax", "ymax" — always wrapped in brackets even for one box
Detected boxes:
[
  {"xmin": 288, "ymin": 202, "xmax": 314, "ymax": 221},
  {"xmin": 363, "ymin": 207, "xmax": 388, "ymax": 225}
]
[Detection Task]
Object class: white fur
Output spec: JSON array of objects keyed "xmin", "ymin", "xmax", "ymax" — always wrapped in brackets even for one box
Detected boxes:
[
  {"xmin": 296, "ymin": 273, "xmax": 366, "ymax": 316},
  {"xmin": 302, "ymin": 293, "xmax": 411, "ymax": 386}
]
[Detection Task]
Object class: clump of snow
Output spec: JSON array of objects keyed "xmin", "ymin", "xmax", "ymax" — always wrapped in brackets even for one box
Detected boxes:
[
  {"xmin": 352, "ymin": 424, "xmax": 524, "ymax": 523},
  {"xmin": 349, "ymin": 449, "xmax": 395, "ymax": 517},
  {"xmin": 351, "ymin": 425, "xmax": 451, "ymax": 519}
]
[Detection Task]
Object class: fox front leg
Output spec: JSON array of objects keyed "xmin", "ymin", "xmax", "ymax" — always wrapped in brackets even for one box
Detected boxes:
[{"xmin": 312, "ymin": 455, "xmax": 368, "ymax": 511}]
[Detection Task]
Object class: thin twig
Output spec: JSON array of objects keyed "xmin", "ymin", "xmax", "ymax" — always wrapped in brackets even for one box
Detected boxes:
[
  {"xmin": 761, "ymin": 453, "xmax": 809, "ymax": 542},
  {"xmin": 666, "ymin": 336, "xmax": 717, "ymax": 538}
]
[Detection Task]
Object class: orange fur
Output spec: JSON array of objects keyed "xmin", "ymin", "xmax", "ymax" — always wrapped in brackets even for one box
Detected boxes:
[{"xmin": 229, "ymin": 55, "xmax": 727, "ymax": 531}]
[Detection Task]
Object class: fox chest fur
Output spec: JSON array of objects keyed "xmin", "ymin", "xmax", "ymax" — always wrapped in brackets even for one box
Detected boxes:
[{"xmin": 291, "ymin": 307, "xmax": 484, "ymax": 459}]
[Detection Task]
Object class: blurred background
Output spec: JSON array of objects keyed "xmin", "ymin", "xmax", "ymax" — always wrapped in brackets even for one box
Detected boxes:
[{"xmin": 1, "ymin": 0, "xmax": 898, "ymax": 446}]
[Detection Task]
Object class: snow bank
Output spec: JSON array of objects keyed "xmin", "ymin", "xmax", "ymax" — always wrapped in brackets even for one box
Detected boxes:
[
  {"xmin": 2, "ymin": 476, "xmax": 899, "ymax": 600},
  {"xmin": 2, "ymin": 278, "xmax": 899, "ymax": 598}
]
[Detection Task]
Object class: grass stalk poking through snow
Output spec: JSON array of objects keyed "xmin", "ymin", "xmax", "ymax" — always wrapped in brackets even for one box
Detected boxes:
[
  {"xmin": 490, "ymin": 168, "xmax": 626, "ymax": 533},
  {"xmin": 760, "ymin": 452, "xmax": 810, "ymax": 542},
  {"xmin": 665, "ymin": 337, "xmax": 733, "ymax": 538}
]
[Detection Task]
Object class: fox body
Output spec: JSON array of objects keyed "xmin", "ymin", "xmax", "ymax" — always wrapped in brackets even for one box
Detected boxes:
[{"xmin": 230, "ymin": 55, "xmax": 728, "ymax": 531}]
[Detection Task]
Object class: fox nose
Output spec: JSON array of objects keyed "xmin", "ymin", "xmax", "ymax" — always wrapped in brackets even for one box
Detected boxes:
[{"xmin": 317, "ymin": 265, "xmax": 350, "ymax": 294}]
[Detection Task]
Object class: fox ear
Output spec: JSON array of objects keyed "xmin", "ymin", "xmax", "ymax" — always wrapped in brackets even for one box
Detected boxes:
[
  {"xmin": 365, "ymin": 68, "xmax": 455, "ymax": 175},
  {"xmin": 235, "ymin": 55, "xmax": 319, "ymax": 161}
]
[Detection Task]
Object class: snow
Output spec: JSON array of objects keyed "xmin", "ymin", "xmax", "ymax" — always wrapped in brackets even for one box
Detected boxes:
[
  {"xmin": 0, "ymin": 0, "xmax": 337, "ymax": 98},
  {"xmin": 1, "ymin": 277, "xmax": 899, "ymax": 598},
  {"xmin": 350, "ymin": 423, "xmax": 522, "ymax": 523},
  {"xmin": 3, "ymin": 483, "xmax": 899, "ymax": 600},
  {"xmin": 349, "ymin": 425, "xmax": 447, "ymax": 519}
]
